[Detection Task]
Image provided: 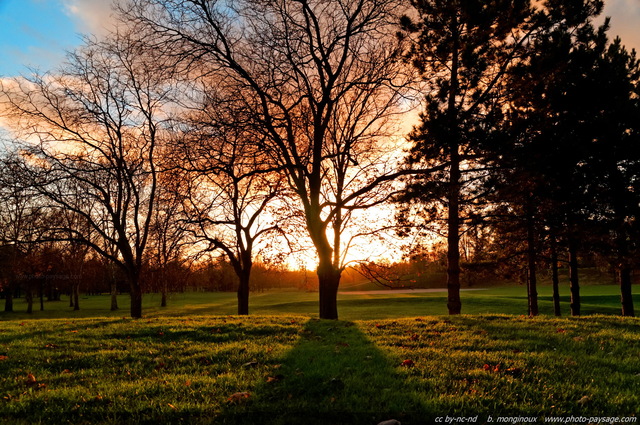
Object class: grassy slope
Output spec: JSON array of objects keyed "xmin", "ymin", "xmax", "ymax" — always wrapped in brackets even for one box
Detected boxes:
[{"xmin": 0, "ymin": 315, "xmax": 639, "ymax": 424}]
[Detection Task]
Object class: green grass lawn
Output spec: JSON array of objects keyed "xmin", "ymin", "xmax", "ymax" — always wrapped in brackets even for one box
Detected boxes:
[
  {"xmin": 0, "ymin": 315, "xmax": 638, "ymax": 424},
  {"xmin": 1, "ymin": 284, "xmax": 638, "ymax": 321},
  {"xmin": 1, "ymin": 285, "xmax": 638, "ymax": 423}
]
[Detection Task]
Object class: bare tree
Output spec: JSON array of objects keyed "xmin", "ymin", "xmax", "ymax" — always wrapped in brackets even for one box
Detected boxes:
[
  {"xmin": 126, "ymin": 0, "xmax": 416, "ymax": 319},
  {"xmin": 0, "ymin": 29, "xmax": 176, "ymax": 318},
  {"xmin": 147, "ymin": 166, "xmax": 194, "ymax": 307},
  {"xmin": 55, "ymin": 198, "xmax": 97, "ymax": 311},
  {"xmin": 175, "ymin": 92, "xmax": 287, "ymax": 315}
]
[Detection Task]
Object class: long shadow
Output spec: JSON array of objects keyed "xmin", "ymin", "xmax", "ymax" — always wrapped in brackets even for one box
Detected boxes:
[
  {"xmin": 0, "ymin": 318, "xmax": 131, "ymax": 345},
  {"xmin": 220, "ymin": 319, "xmax": 431, "ymax": 425}
]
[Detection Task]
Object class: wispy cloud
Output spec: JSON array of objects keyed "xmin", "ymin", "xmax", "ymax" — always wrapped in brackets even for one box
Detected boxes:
[{"xmin": 61, "ymin": 0, "xmax": 120, "ymax": 37}]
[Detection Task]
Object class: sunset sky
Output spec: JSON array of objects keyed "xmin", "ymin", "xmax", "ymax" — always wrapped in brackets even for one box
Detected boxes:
[{"xmin": 1, "ymin": 0, "xmax": 640, "ymax": 78}]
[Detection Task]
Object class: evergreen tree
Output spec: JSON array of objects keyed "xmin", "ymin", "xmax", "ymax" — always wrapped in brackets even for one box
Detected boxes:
[{"xmin": 398, "ymin": 0, "xmax": 541, "ymax": 314}]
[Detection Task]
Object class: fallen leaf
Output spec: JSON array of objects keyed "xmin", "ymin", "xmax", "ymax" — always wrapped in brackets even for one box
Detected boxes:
[
  {"xmin": 25, "ymin": 374, "xmax": 37, "ymax": 386},
  {"xmin": 266, "ymin": 374, "xmax": 284, "ymax": 383},
  {"xmin": 577, "ymin": 396, "xmax": 590, "ymax": 406},
  {"xmin": 168, "ymin": 403, "xmax": 177, "ymax": 409},
  {"xmin": 493, "ymin": 364, "xmax": 501, "ymax": 373},
  {"xmin": 504, "ymin": 367, "xmax": 523, "ymax": 377},
  {"xmin": 483, "ymin": 364, "xmax": 491, "ymax": 371},
  {"xmin": 227, "ymin": 392, "xmax": 250, "ymax": 404},
  {"xmin": 401, "ymin": 359, "xmax": 414, "ymax": 367},
  {"xmin": 556, "ymin": 328, "xmax": 566, "ymax": 334},
  {"xmin": 0, "ymin": 356, "xmax": 8, "ymax": 361},
  {"xmin": 378, "ymin": 420, "xmax": 402, "ymax": 425},
  {"xmin": 185, "ymin": 380, "xmax": 191, "ymax": 387}
]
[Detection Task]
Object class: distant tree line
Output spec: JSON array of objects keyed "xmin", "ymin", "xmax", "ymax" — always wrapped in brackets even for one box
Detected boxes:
[{"xmin": 0, "ymin": 0, "xmax": 637, "ymax": 319}]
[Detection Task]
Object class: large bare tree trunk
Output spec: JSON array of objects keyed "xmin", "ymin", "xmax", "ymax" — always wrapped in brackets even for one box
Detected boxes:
[
  {"xmin": 129, "ymin": 273, "xmax": 143, "ymax": 319},
  {"xmin": 131, "ymin": 280, "xmax": 142, "ymax": 319},
  {"xmin": 237, "ymin": 273, "xmax": 250, "ymax": 315},
  {"xmin": 318, "ymin": 259, "xmax": 340, "ymax": 320},
  {"xmin": 310, "ymin": 221, "xmax": 342, "ymax": 319},
  {"xmin": 4, "ymin": 288, "xmax": 13, "ymax": 312}
]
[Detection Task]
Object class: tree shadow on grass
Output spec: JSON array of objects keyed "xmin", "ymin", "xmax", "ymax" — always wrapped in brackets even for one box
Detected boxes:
[{"xmin": 220, "ymin": 319, "xmax": 431, "ymax": 425}]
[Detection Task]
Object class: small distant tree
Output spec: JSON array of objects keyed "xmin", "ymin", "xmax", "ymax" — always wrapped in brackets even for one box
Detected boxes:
[{"xmin": 147, "ymin": 167, "xmax": 194, "ymax": 307}]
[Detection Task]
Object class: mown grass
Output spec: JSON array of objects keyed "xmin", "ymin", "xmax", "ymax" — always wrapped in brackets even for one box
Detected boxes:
[
  {"xmin": 2, "ymin": 284, "xmax": 638, "ymax": 321},
  {"xmin": 364, "ymin": 316, "xmax": 640, "ymax": 418},
  {"xmin": 1, "ymin": 315, "xmax": 638, "ymax": 424},
  {"xmin": 0, "ymin": 316, "xmax": 301, "ymax": 424}
]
